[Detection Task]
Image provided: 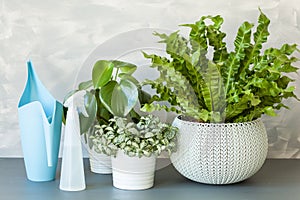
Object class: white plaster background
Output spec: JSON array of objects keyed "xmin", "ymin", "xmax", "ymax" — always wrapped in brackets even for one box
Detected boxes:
[{"xmin": 0, "ymin": 0, "xmax": 300, "ymax": 158}]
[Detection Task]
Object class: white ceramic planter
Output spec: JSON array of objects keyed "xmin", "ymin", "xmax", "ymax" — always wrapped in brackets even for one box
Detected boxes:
[
  {"xmin": 111, "ymin": 151, "xmax": 156, "ymax": 190},
  {"xmin": 89, "ymin": 149, "xmax": 112, "ymax": 174},
  {"xmin": 170, "ymin": 117, "xmax": 268, "ymax": 185}
]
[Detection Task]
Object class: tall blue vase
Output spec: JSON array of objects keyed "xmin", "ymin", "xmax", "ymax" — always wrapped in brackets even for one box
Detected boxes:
[{"xmin": 18, "ymin": 61, "xmax": 63, "ymax": 182}]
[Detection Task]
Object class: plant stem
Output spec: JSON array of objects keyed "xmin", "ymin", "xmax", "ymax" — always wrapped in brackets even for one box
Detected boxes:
[
  {"xmin": 114, "ymin": 68, "xmax": 120, "ymax": 80},
  {"xmin": 95, "ymin": 89, "xmax": 102, "ymax": 122}
]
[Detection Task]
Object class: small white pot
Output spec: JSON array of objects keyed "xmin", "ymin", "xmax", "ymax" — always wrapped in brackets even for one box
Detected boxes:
[
  {"xmin": 111, "ymin": 151, "xmax": 156, "ymax": 190},
  {"xmin": 89, "ymin": 149, "xmax": 112, "ymax": 174}
]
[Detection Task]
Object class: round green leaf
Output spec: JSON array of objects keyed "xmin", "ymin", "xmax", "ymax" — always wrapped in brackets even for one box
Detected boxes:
[
  {"xmin": 92, "ymin": 60, "xmax": 114, "ymax": 88},
  {"xmin": 100, "ymin": 80, "xmax": 138, "ymax": 117},
  {"xmin": 78, "ymin": 80, "xmax": 93, "ymax": 90},
  {"xmin": 112, "ymin": 60, "xmax": 137, "ymax": 75},
  {"xmin": 99, "ymin": 81, "xmax": 118, "ymax": 115},
  {"xmin": 118, "ymin": 73, "xmax": 139, "ymax": 86},
  {"xmin": 113, "ymin": 79, "xmax": 138, "ymax": 117}
]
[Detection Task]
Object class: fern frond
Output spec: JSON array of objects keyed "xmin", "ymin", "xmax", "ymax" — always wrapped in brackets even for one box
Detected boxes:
[{"xmin": 223, "ymin": 21, "xmax": 254, "ymax": 95}]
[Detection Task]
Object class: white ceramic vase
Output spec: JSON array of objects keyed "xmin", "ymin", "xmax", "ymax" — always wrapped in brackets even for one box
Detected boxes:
[
  {"xmin": 89, "ymin": 149, "xmax": 112, "ymax": 174},
  {"xmin": 111, "ymin": 151, "xmax": 156, "ymax": 190},
  {"xmin": 170, "ymin": 116, "xmax": 268, "ymax": 185}
]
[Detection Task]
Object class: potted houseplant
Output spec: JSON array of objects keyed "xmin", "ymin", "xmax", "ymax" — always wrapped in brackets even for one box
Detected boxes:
[
  {"xmin": 90, "ymin": 115, "xmax": 178, "ymax": 190},
  {"xmin": 65, "ymin": 60, "xmax": 143, "ymax": 174},
  {"xmin": 141, "ymin": 10, "xmax": 299, "ymax": 184},
  {"xmin": 88, "ymin": 60, "xmax": 178, "ymax": 190}
]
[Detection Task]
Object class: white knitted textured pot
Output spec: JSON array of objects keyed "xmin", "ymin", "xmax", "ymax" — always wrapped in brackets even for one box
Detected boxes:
[
  {"xmin": 170, "ymin": 117, "xmax": 268, "ymax": 184},
  {"xmin": 111, "ymin": 151, "xmax": 156, "ymax": 190},
  {"xmin": 89, "ymin": 149, "xmax": 112, "ymax": 174}
]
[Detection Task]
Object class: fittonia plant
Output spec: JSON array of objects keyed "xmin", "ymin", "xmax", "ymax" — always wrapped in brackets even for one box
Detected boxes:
[{"xmin": 91, "ymin": 115, "xmax": 178, "ymax": 157}]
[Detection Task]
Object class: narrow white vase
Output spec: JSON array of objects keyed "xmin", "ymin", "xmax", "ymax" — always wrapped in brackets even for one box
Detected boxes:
[
  {"xmin": 59, "ymin": 99, "xmax": 86, "ymax": 191},
  {"xmin": 111, "ymin": 151, "xmax": 156, "ymax": 190}
]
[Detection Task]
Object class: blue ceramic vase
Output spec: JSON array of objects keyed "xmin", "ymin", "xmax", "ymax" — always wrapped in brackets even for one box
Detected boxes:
[{"xmin": 18, "ymin": 61, "xmax": 63, "ymax": 182}]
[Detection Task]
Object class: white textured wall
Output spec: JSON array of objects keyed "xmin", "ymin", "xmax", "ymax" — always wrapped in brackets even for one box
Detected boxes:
[{"xmin": 1, "ymin": 0, "xmax": 300, "ymax": 158}]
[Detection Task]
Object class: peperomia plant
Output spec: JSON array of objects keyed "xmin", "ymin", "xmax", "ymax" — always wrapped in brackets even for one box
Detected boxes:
[
  {"xmin": 90, "ymin": 115, "xmax": 178, "ymax": 157},
  {"xmin": 65, "ymin": 60, "xmax": 149, "ymax": 146},
  {"xmin": 93, "ymin": 60, "xmax": 140, "ymax": 118},
  {"xmin": 141, "ymin": 10, "xmax": 299, "ymax": 123}
]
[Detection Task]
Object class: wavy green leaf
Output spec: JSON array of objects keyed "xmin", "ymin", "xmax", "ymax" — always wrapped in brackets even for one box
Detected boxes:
[
  {"xmin": 224, "ymin": 21, "xmax": 254, "ymax": 95},
  {"xmin": 242, "ymin": 9, "xmax": 270, "ymax": 74},
  {"xmin": 202, "ymin": 61, "xmax": 226, "ymax": 122},
  {"xmin": 154, "ymin": 31, "xmax": 190, "ymax": 58},
  {"xmin": 206, "ymin": 15, "xmax": 228, "ymax": 64},
  {"xmin": 142, "ymin": 52, "xmax": 204, "ymax": 121}
]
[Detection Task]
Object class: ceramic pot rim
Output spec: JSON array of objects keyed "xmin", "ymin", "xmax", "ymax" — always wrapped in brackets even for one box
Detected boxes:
[{"xmin": 175, "ymin": 115, "xmax": 262, "ymax": 127}]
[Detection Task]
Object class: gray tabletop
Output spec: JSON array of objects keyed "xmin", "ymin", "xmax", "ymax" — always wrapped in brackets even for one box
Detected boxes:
[{"xmin": 0, "ymin": 158, "xmax": 299, "ymax": 200}]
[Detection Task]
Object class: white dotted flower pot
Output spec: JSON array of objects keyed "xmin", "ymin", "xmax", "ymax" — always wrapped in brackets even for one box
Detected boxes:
[
  {"xmin": 111, "ymin": 151, "xmax": 156, "ymax": 190},
  {"xmin": 170, "ymin": 117, "xmax": 268, "ymax": 185},
  {"xmin": 89, "ymin": 149, "xmax": 112, "ymax": 174}
]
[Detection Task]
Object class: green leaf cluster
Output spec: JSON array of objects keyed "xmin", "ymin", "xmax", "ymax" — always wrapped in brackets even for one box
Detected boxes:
[
  {"xmin": 141, "ymin": 10, "xmax": 299, "ymax": 123},
  {"xmin": 65, "ymin": 60, "xmax": 151, "ymax": 147},
  {"xmin": 90, "ymin": 115, "xmax": 178, "ymax": 157},
  {"xmin": 92, "ymin": 60, "xmax": 140, "ymax": 118}
]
